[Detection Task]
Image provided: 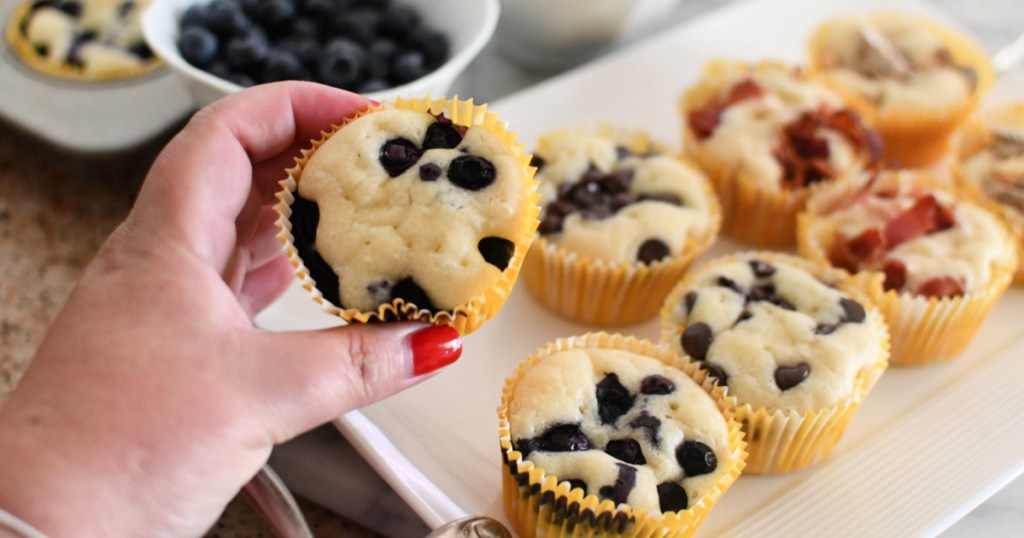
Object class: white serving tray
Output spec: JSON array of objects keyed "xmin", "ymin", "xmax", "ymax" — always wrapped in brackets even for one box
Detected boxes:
[
  {"xmin": 0, "ymin": 1, "xmax": 195, "ymax": 154},
  {"xmin": 254, "ymin": 0, "xmax": 1024, "ymax": 535}
]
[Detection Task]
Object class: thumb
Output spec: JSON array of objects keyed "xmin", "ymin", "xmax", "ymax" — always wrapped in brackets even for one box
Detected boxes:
[{"xmin": 241, "ymin": 323, "xmax": 461, "ymax": 444}]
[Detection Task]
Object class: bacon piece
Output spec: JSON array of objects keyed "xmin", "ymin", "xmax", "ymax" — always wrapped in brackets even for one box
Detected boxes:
[
  {"xmin": 881, "ymin": 259, "xmax": 907, "ymax": 292},
  {"xmin": 884, "ymin": 194, "xmax": 958, "ymax": 249},
  {"xmin": 825, "ymin": 109, "xmax": 883, "ymax": 163},
  {"xmin": 916, "ymin": 276, "xmax": 965, "ymax": 297},
  {"xmin": 828, "ymin": 227, "xmax": 883, "ymax": 272},
  {"xmin": 687, "ymin": 78, "xmax": 765, "ymax": 140}
]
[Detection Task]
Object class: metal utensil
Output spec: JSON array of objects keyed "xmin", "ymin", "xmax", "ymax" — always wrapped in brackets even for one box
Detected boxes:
[
  {"xmin": 424, "ymin": 516, "xmax": 513, "ymax": 538},
  {"xmin": 243, "ymin": 465, "xmax": 315, "ymax": 538}
]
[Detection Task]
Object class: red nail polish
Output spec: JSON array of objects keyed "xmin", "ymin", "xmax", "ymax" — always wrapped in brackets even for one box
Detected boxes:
[{"xmin": 410, "ymin": 325, "xmax": 462, "ymax": 376}]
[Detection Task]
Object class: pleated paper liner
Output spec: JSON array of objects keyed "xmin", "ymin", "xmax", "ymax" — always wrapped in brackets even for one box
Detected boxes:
[
  {"xmin": 953, "ymin": 103, "xmax": 1024, "ymax": 284},
  {"xmin": 498, "ymin": 333, "xmax": 747, "ymax": 538},
  {"xmin": 796, "ymin": 175, "xmax": 1018, "ymax": 366},
  {"xmin": 521, "ymin": 152, "xmax": 721, "ymax": 327},
  {"xmin": 6, "ymin": 2, "xmax": 163, "ymax": 82},
  {"xmin": 678, "ymin": 60, "xmax": 875, "ymax": 248},
  {"xmin": 806, "ymin": 12, "xmax": 994, "ymax": 168},
  {"xmin": 658, "ymin": 251, "xmax": 890, "ymax": 473},
  {"xmin": 274, "ymin": 96, "xmax": 541, "ymax": 336}
]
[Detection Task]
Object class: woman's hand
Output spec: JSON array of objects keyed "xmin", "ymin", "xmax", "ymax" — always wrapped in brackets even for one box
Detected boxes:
[{"xmin": 0, "ymin": 81, "xmax": 461, "ymax": 537}]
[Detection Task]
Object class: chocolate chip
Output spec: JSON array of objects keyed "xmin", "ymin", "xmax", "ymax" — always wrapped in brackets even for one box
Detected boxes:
[
  {"xmin": 422, "ymin": 121, "xmax": 463, "ymax": 150},
  {"xmin": 681, "ymin": 322, "xmax": 713, "ymax": 360},
  {"xmin": 771, "ymin": 296, "xmax": 796, "ymax": 311},
  {"xmin": 639, "ymin": 375, "xmax": 675, "ymax": 395},
  {"xmin": 478, "ymin": 237, "xmax": 515, "ymax": 270},
  {"xmin": 628, "ymin": 412, "xmax": 662, "ymax": 445},
  {"xmin": 657, "ymin": 482, "xmax": 688, "ymax": 512},
  {"xmin": 716, "ymin": 276, "xmax": 744, "ymax": 294},
  {"xmin": 605, "ymin": 439, "xmax": 646, "ymax": 465},
  {"xmin": 749, "ymin": 259, "xmax": 776, "ymax": 277},
  {"xmin": 379, "ymin": 138, "xmax": 422, "ymax": 177},
  {"xmin": 840, "ymin": 298, "xmax": 866, "ymax": 323},
  {"xmin": 538, "ymin": 213, "xmax": 563, "ymax": 235},
  {"xmin": 676, "ymin": 440, "xmax": 717, "ymax": 476},
  {"xmin": 529, "ymin": 154, "xmax": 545, "ymax": 172},
  {"xmin": 290, "ymin": 194, "xmax": 342, "ymax": 308},
  {"xmin": 390, "ymin": 277, "xmax": 437, "ymax": 312},
  {"xmin": 566, "ymin": 479, "xmax": 588, "ymax": 494},
  {"xmin": 615, "ymin": 145, "xmax": 632, "ymax": 159},
  {"xmin": 596, "ymin": 374, "xmax": 634, "ymax": 425},
  {"xmin": 735, "ymin": 311, "xmax": 753, "ymax": 324},
  {"xmin": 610, "ymin": 192, "xmax": 636, "ymax": 211},
  {"xmin": 417, "ymin": 163, "xmax": 442, "ymax": 181},
  {"xmin": 603, "ymin": 169, "xmax": 634, "ymax": 193},
  {"xmin": 637, "ymin": 238, "xmax": 670, "ymax": 264},
  {"xmin": 815, "ymin": 323, "xmax": 837, "ymax": 335},
  {"xmin": 746, "ymin": 283, "xmax": 775, "ymax": 303},
  {"xmin": 598, "ymin": 464, "xmax": 637, "ymax": 505},
  {"xmin": 447, "ymin": 155, "xmax": 496, "ymax": 191},
  {"xmin": 774, "ymin": 363, "xmax": 810, "ymax": 391},
  {"xmin": 684, "ymin": 291, "xmax": 698, "ymax": 314},
  {"xmin": 703, "ymin": 362, "xmax": 729, "ymax": 386}
]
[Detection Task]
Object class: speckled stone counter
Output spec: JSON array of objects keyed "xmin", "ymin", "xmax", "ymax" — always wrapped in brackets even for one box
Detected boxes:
[{"xmin": 0, "ymin": 123, "xmax": 381, "ymax": 538}]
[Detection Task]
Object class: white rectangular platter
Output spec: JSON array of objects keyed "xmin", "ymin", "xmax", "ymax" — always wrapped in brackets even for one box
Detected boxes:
[{"xmin": 255, "ymin": 0, "xmax": 1024, "ymax": 535}]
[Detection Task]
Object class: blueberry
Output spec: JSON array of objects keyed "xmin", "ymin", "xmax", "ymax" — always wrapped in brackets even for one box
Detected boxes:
[
  {"xmin": 447, "ymin": 156, "xmax": 496, "ymax": 191},
  {"xmin": 379, "ymin": 138, "xmax": 422, "ymax": 177},
  {"xmin": 318, "ymin": 38, "xmax": 367, "ymax": 88},
  {"xmin": 596, "ymin": 374, "xmax": 634, "ymax": 425},
  {"xmin": 418, "ymin": 162, "xmax": 442, "ymax": 181},
  {"xmin": 127, "ymin": 41, "xmax": 154, "ymax": 60},
  {"xmin": 628, "ymin": 412, "xmax": 661, "ymax": 445},
  {"xmin": 358, "ymin": 78, "xmax": 390, "ymax": 93},
  {"xmin": 639, "ymin": 375, "xmax": 675, "ymax": 395},
  {"xmin": 366, "ymin": 39, "xmax": 398, "ymax": 80},
  {"xmin": 29, "ymin": 0, "xmax": 60, "ymax": 12},
  {"xmin": 378, "ymin": 5, "xmax": 419, "ymax": 38},
  {"xmin": 205, "ymin": 60, "xmax": 232, "ymax": 79},
  {"xmin": 423, "ymin": 121, "xmax": 463, "ymax": 150},
  {"xmin": 515, "ymin": 424, "xmax": 590, "ymax": 457},
  {"xmin": 331, "ymin": 11, "xmax": 380, "ymax": 45},
  {"xmin": 676, "ymin": 440, "xmax": 717, "ymax": 476},
  {"xmin": 391, "ymin": 50, "xmax": 427, "ymax": 84},
  {"xmin": 405, "ymin": 26, "xmax": 448, "ymax": 67},
  {"xmin": 179, "ymin": 4, "xmax": 208, "ymax": 28},
  {"xmin": 178, "ymin": 26, "xmax": 219, "ymax": 67},
  {"xmin": 225, "ymin": 32, "xmax": 269, "ymax": 70},
  {"xmin": 297, "ymin": 0, "xmax": 335, "ymax": 17},
  {"xmin": 278, "ymin": 37, "xmax": 320, "ymax": 71},
  {"xmin": 260, "ymin": 49, "xmax": 308, "ymax": 82},
  {"xmin": 598, "ymin": 464, "xmax": 637, "ymax": 505},
  {"xmin": 566, "ymin": 479, "xmax": 588, "ymax": 494},
  {"xmin": 657, "ymin": 483, "xmax": 688, "ymax": 513},
  {"xmin": 354, "ymin": 0, "xmax": 390, "ymax": 9},
  {"xmin": 57, "ymin": 1, "xmax": 81, "ymax": 18},
  {"xmin": 289, "ymin": 195, "xmax": 342, "ymax": 308},
  {"xmin": 288, "ymin": 17, "xmax": 320, "ymax": 41},
  {"xmin": 478, "ymin": 237, "xmax": 515, "ymax": 271},
  {"xmin": 605, "ymin": 439, "xmax": 646, "ymax": 465},
  {"xmin": 117, "ymin": 1, "xmax": 136, "ymax": 19},
  {"xmin": 255, "ymin": 0, "xmax": 295, "ymax": 32},
  {"xmin": 390, "ymin": 277, "xmax": 437, "ymax": 312},
  {"xmin": 224, "ymin": 71, "xmax": 257, "ymax": 87},
  {"xmin": 205, "ymin": 0, "xmax": 251, "ymax": 38}
]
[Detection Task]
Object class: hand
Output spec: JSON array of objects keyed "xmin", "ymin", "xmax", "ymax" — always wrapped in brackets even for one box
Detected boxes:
[{"xmin": 0, "ymin": 82, "xmax": 462, "ymax": 537}]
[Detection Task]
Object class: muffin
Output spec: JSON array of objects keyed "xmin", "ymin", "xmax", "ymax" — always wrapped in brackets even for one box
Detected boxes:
[
  {"xmin": 274, "ymin": 96, "xmax": 540, "ymax": 335},
  {"xmin": 499, "ymin": 333, "xmax": 745, "ymax": 538},
  {"xmin": 520, "ymin": 124, "xmax": 721, "ymax": 326},
  {"xmin": 680, "ymin": 60, "xmax": 881, "ymax": 247},
  {"xmin": 955, "ymin": 103, "xmax": 1024, "ymax": 283},
  {"xmin": 6, "ymin": 0, "xmax": 161, "ymax": 81},
  {"xmin": 798, "ymin": 170, "xmax": 1018, "ymax": 365},
  {"xmin": 807, "ymin": 12, "xmax": 994, "ymax": 168},
  {"xmin": 660, "ymin": 252, "xmax": 889, "ymax": 473}
]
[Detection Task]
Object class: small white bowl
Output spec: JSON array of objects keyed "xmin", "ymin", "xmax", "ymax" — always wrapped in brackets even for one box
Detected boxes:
[{"xmin": 143, "ymin": 0, "xmax": 499, "ymax": 107}]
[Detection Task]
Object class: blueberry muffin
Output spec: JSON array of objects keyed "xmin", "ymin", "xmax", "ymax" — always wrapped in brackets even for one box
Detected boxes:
[
  {"xmin": 798, "ymin": 170, "xmax": 1017, "ymax": 365},
  {"xmin": 660, "ymin": 252, "xmax": 889, "ymax": 473},
  {"xmin": 275, "ymin": 97, "xmax": 540, "ymax": 335},
  {"xmin": 955, "ymin": 103, "xmax": 1024, "ymax": 283},
  {"xmin": 680, "ymin": 60, "xmax": 881, "ymax": 247},
  {"xmin": 521, "ymin": 125, "xmax": 720, "ymax": 326},
  {"xmin": 7, "ymin": 0, "xmax": 160, "ymax": 80},
  {"xmin": 499, "ymin": 333, "xmax": 745, "ymax": 538},
  {"xmin": 807, "ymin": 12, "xmax": 993, "ymax": 167}
]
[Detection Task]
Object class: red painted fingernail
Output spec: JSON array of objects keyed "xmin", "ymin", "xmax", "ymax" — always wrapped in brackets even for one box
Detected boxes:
[{"xmin": 410, "ymin": 325, "xmax": 462, "ymax": 376}]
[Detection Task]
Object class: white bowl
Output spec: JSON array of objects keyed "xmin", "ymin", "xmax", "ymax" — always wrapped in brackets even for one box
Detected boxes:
[{"xmin": 143, "ymin": 0, "xmax": 499, "ymax": 107}]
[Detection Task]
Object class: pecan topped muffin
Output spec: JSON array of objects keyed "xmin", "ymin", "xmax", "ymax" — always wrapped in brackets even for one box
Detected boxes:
[{"xmin": 7, "ymin": 0, "xmax": 160, "ymax": 80}]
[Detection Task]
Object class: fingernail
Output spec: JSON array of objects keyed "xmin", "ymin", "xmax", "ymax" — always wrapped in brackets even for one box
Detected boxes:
[{"xmin": 410, "ymin": 325, "xmax": 462, "ymax": 376}]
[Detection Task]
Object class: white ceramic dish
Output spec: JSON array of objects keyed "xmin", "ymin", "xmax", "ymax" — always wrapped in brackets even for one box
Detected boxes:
[
  {"xmin": 0, "ymin": 1, "xmax": 194, "ymax": 154},
  {"xmin": 143, "ymin": 0, "xmax": 500, "ymax": 108},
  {"xmin": 253, "ymin": 0, "xmax": 1024, "ymax": 535}
]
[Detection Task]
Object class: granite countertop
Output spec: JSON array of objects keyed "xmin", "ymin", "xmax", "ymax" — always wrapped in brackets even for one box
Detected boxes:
[{"xmin": 2, "ymin": 1, "xmax": 1024, "ymax": 537}]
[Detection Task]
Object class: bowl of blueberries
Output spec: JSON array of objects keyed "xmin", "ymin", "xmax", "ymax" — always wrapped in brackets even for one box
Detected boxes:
[{"xmin": 142, "ymin": 0, "xmax": 499, "ymax": 107}]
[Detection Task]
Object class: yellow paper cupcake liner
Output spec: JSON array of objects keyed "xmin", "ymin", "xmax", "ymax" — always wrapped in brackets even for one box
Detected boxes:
[
  {"xmin": 797, "ymin": 178, "xmax": 1018, "ymax": 366},
  {"xmin": 807, "ymin": 12, "xmax": 994, "ymax": 168},
  {"xmin": 6, "ymin": 2, "xmax": 162, "ymax": 82},
  {"xmin": 498, "ymin": 332, "xmax": 747, "ymax": 538},
  {"xmin": 521, "ymin": 149, "xmax": 721, "ymax": 327},
  {"xmin": 659, "ymin": 251, "xmax": 890, "ymax": 473},
  {"xmin": 679, "ymin": 60, "xmax": 875, "ymax": 248},
  {"xmin": 274, "ymin": 96, "xmax": 541, "ymax": 335}
]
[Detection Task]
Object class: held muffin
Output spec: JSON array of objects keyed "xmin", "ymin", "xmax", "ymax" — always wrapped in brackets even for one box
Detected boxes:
[
  {"xmin": 6, "ymin": 0, "xmax": 161, "ymax": 81},
  {"xmin": 499, "ymin": 333, "xmax": 745, "ymax": 538},
  {"xmin": 807, "ymin": 12, "xmax": 993, "ymax": 168},
  {"xmin": 680, "ymin": 60, "xmax": 881, "ymax": 247},
  {"xmin": 520, "ymin": 124, "xmax": 721, "ymax": 326},
  {"xmin": 955, "ymin": 103, "xmax": 1024, "ymax": 283},
  {"xmin": 274, "ymin": 96, "xmax": 540, "ymax": 335},
  {"xmin": 797, "ymin": 170, "xmax": 1018, "ymax": 366},
  {"xmin": 660, "ymin": 252, "xmax": 889, "ymax": 473}
]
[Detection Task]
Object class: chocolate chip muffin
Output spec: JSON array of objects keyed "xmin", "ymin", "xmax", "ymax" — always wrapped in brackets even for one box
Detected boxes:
[
  {"xmin": 499, "ymin": 333, "xmax": 745, "ymax": 537},
  {"xmin": 680, "ymin": 60, "xmax": 881, "ymax": 247},
  {"xmin": 660, "ymin": 252, "xmax": 888, "ymax": 473},
  {"xmin": 521, "ymin": 125, "xmax": 720, "ymax": 326},
  {"xmin": 7, "ymin": 0, "xmax": 160, "ymax": 81},
  {"xmin": 807, "ymin": 12, "xmax": 994, "ymax": 167},
  {"xmin": 798, "ymin": 170, "xmax": 1017, "ymax": 365},
  {"xmin": 275, "ymin": 97, "xmax": 540, "ymax": 335}
]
